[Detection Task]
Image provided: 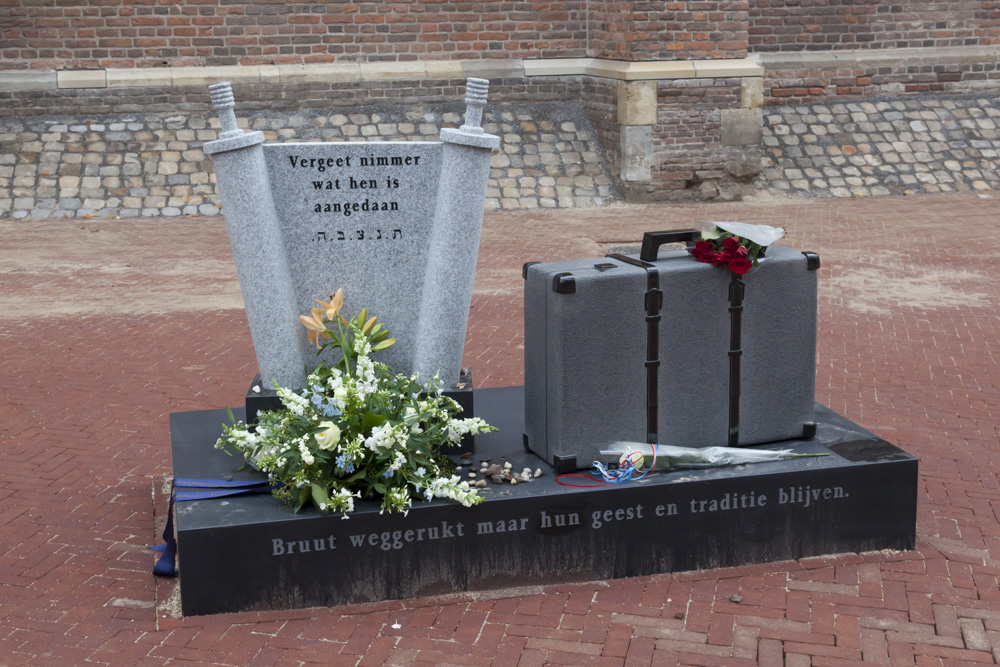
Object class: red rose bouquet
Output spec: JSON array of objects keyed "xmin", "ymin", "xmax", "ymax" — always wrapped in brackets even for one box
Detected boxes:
[{"xmin": 689, "ymin": 223, "xmax": 782, "ymax": 275}]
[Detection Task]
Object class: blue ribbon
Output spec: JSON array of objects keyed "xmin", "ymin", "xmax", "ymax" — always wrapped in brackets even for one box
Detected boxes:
[{"xmin": 149, "ymin": 477, "xmax": 276, "ymax": 577}]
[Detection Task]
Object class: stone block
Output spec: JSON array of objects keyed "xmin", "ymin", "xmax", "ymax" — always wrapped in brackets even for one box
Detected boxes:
[
  {"xmin": 617, "ymin": 81, "xmax": 657, "ymax": 126},
  {"xmin": 741, "ymin": 78, "xmax": 764, "ymax": 109},
  {"xmin": 359, "ymin": 62, "xmax": 427, "ymax": 82},
  {"xmin": 693, "ymin": 59, "xmax": 765, "ymax": 79},
  {"xmin": 170, "ymin": 389, "xmax": 917, "ymax": 616},
  {"xmin": 619, "ymin": 125, "xmax": 652, "ymax": 182},
  {"xmin": 0, "ymin": 71, "xmax": 57, "ymax": 91},
  {"xmin": 57, "ymin": 70, "xmax": 107, "ymax": 89},
  {"xmin": 721, "ymin": 108, "xmax": 763, "ymax": 147},
  {"xmin": 107, "ymin": 69, "xmax": 173, "ymax": 88},
  {"xmin": 589, "ymin": 59, "xmax": 696, "ymax": 81},
  {"xmin": 424, "ymin": 62, "xmax": 464, "ymax": 79},
  {"xmin": 278, "ymin": 64, "xmax": 361, "ymax": 84},
  {"xmin": 522, "ymin": 58, "xmax": 592, "ymax": 77},
  {"xmin": 172, "ymin": 66, "xmax": 258, "ymax": 87},
  {"xmin": 206, "ymin": 79, "xmax": 498, "ymax": 387},
  {"xmin": 462, "ymin": 60, "xmax": 525, "ymax": 79}
]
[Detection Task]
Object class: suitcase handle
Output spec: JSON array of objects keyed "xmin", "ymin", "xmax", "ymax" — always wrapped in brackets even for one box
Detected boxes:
[{"xmin": 639, "ymin": 229, "xmax": 700, "ymax": 262}]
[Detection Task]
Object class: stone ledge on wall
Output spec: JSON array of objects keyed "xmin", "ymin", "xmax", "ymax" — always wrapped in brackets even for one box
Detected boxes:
[
  {"xmin": 4, "ymin": 58, "xmax": 763, "ymax": 93},
  {"xmin": 757, "ymin": 45, "xmax": 1000, "ymax": 71},
  {"xmin": 8, "ymin": 61, "xmax": 527, "ymax": 93}
]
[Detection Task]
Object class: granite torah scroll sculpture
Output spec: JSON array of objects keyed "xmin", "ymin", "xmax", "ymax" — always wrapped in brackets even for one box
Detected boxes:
[
  {"xmin": 523, "ymin": 228, "xmax": 820, "ymax": 472},
  {"xmin": 204, "ymin": 79, "xmax": 499, "ymax": 392}
]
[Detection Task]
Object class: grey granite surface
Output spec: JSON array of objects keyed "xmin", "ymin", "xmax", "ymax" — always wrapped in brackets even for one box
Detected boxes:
[{"xmin": 208, "ymin": 79, "xmax": 498, "ymax": 387}]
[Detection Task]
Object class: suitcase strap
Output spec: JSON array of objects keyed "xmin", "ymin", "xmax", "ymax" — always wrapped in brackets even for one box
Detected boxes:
[
  {"xmin": 607, "ymin": 254, "xmax": 661, "ymax": 444},
  {"xmin": 728, "ymin": 274, "xmax": 745, "ymax": 446},
  {"xmin": 609, "ymin": 254, "xmax": 747, "ymax": 448}
]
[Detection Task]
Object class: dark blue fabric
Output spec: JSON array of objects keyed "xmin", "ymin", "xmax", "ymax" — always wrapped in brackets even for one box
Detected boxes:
[{"xmin": 149, "ymin": 478, "xmax": 275, "ymax": 577}]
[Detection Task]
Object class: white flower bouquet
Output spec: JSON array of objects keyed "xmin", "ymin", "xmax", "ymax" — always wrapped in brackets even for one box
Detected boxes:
[{"xmin": 216, "ymin": 290, "xmax": 495, "ymax": 517}]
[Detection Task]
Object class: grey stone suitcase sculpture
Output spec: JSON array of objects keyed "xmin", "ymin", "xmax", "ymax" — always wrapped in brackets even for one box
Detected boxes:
[{"xmin": 524, "ymin": 227, "xmax": 820, "ymax": 471}]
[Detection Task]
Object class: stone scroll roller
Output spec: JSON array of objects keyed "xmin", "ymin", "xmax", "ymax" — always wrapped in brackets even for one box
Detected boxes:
[
  {"xmin": 204, "ymin": 80, "xmax": 499, "ymax": 390},
  {"xmin": 412, "ymin": 78, "xmax": 500, "ymax": 383},
  {"xmin": 204, "ymin": 82, "xmax": 306, "ymax": 389}
]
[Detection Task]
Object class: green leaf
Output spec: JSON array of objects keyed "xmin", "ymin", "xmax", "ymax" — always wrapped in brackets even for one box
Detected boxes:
[
  {"xmin": 344, "ymin": 469, "xmax": 366, "ymax": 483},
  {"xmin": 311, "ymin": 483, "xmax": 330, "ymax": 512},
  {"xmin": 362, "ymin": 412, "xmax": 387, "ymax": 436},
  {"xmin": 224, "ymin": 406, "xmax": 236, "ymax": 424},
  {"xmin": 293, "ymin": 485, "xmax": 310, "ymax": 513},
  {"xmin": 374, "ymin": 482, "xmax": 386, "ymax": 494}
]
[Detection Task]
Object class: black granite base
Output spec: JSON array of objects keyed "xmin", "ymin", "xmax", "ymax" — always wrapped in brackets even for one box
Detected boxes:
[{"xmin": 170, "ymin": 386, "xmax": 917, "ymax": 616}]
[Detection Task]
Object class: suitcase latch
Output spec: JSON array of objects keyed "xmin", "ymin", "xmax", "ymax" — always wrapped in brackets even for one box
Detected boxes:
[
  {"xmin": 552, "ymin": 272, "xmax": 576, "ymax": 294},
  {"xmin": 644, "ymin": 287, "xmax": 663, "ymax": 313}
]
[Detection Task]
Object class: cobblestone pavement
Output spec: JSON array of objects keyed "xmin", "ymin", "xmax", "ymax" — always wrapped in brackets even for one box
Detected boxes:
[
  {"xmin": 0, "ymin": 102, "xmax": 616, "ymax": 221},
  {"xmin": 758, "ymin": 95, "xmax": 1000, "ymax": 199},
  {"xmin": 3, "ymin": 193, "xmax": 1000, "ymax": 664}
]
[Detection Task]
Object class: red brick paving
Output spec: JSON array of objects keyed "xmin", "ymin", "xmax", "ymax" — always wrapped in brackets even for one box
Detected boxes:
[{"xmin": 2, "ymin": 192, "xmax": 1000, "ymax": 664}]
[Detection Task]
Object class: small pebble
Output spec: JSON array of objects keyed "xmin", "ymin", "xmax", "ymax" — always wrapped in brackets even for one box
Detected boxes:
[
  {"xmin": 519, "ymin": 472, "xmax": 531, "ymax": 482},
  {"xmin": 460, "ymin": 452, "xmax": 472, "ymax": 460},
  {"xmin": 674, "ymin": 611, "xmax": 685, "ymax": 620},
  {"xmin": 484, "ymin": 464, "xmax": 502, "ymax": 477},
  {"xmin": 510, "ymin": 478, "xmax": 518, "ymax": 485},
  {"xmin": 475, "ymin": 479, "xmax": 487, "ymax": 488},
  {"xmin": 503, "ymin": 461, "xmax": 512, "ymax": 471},
  {"xmin": 468, "ymin": 472, "xmax": 476, "ymax": 479},
  {"xmin": 491, "ymin": 474, "xmax": 505, "ymax": 484},
  {"xmin": 729, "ymin": 595, "xmax": 742, "ymax": 603},
  {"xmin": 533, "ymin": 469, "xmax": 542, "ymax": 478}
]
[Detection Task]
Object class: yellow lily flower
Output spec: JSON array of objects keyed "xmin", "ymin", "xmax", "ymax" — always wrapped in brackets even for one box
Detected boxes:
[
  {"xmin": 315, "ymin": 289, "xmax": 345, "ymax": 320},
  {"xmin": 299, "ymin": 307, "xmax": 330, "ymax": 348}
]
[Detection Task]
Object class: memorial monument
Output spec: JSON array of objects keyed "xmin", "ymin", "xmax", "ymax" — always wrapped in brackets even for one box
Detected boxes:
[
  {"xmin": 161, "ymin": 79, "xmax": 918, "ymax": 617},
  {"xmin": 204, "ymin": 78, "xmax": 499, "ymax": 390}
]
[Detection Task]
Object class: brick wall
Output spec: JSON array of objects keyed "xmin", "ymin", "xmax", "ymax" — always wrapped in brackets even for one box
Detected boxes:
[
  {"xmin": 0, "ymin": 0, "xmax": 763, "ymax": 70},
  {"xmin": 588, "ymin": 0, "xmax": 749, "ymax": 60},
  {"xmin": 580, "ymin": 75, "xmax": 620, "ymax": 180},
  {"xmin": 629, "ymin": 78, "xmax": 757, "ymax": 201},
  {"xmin": 763, "ymin": 60, "xmax": 1000, "ymax": 105},
  {"xmin": 0, "ymin": 1, "xmax": 589, "ymax": 70},
  {"xmin": 749, "ymin": 0, "xmax": 1000, "ymax": 53}
]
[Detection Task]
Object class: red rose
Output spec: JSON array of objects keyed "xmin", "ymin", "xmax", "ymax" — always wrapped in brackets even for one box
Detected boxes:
[
  {"xmin": 735, "ymin": 246, "xmax": 749, "ymax": 259},
  {"xmin": 729, "ymin": 257, "xmax": 752, "ymax": 274},
  {"xmin": 694, "ymin": 251, "xmax": 712, "ymax": 263},
  {"xmin": 694, "ymin": 240, "xmax": 715, "ymax": 254},
  {"xmin": 711, "ymin": 252, "xmax": 727, "ymax": 266},
  {"xmin": 723, "ymin": 236, "xmax": 739, "ymax": 251},
  {"xmin": 720, "ymin": 250, "xmax": 734, "ymax": 263}
]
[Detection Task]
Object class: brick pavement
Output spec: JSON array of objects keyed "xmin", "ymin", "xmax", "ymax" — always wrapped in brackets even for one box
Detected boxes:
[{"xmin": 2, "ymin": 192, "xmax": 1000, "ymax": 664}]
